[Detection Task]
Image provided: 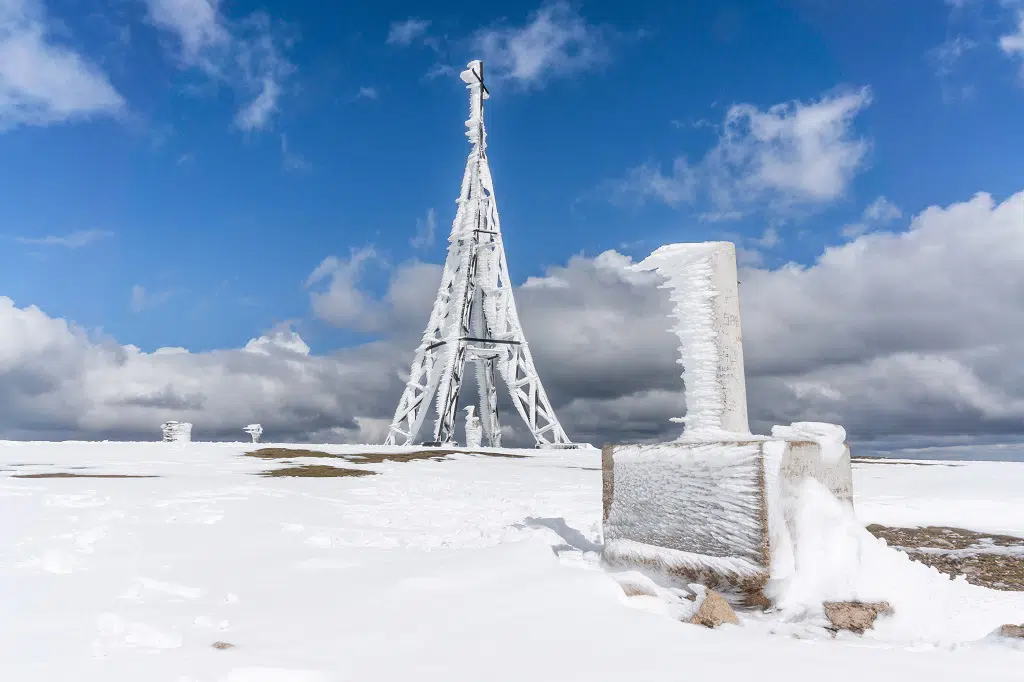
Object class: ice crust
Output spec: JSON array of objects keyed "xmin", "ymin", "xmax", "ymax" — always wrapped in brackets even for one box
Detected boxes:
[
  {"xmin": 634, "ymin": 242, "xmax": 750, "ymax": 437},
  {"xmin": 772, "ymin": 421, "xmax": 847, "ymax": 463},
  {"xmin": 604, "ymin": 441, "xmax": 768, "ymax": 572}
]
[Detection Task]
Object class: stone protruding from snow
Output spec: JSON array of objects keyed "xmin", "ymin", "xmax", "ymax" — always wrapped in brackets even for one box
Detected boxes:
[
  {"xmin": 767, "ymin": 422, "xmax": 854, "ymax": 508},
  {"xmin": 997, "ymin": 624, "xmax": 1024, "ymax": 639},
  {"xmin": 602, "ymin": 439, "xmax": 771, "ymax": 595},
  {"xmin": 161, "ymin": 421, "xmax": 192, "ymax": 443},
  {"xmin": 823, "ymin": 601, "xmax": 893, "ymax": 634},
  {"xmin": 464, "ymin": 406, "xmax": 482, "ymax": 449},
  {"xmin": 602, "ymin": 428, "xmax": 855, "ymax": 605},
  {"xmin": 634, "ymin": 242, "xmax": 750, "ymax": 437},
  {"xmin": 689, "ymin": 587, "xmax": 740, "ymax": 628},
  {"xmin": 243, "ymin": 424, "xmax": 263, "ymax": 443}
]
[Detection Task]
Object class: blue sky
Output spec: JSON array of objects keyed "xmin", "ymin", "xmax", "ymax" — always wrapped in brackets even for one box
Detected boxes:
[
  {"xmin": 1, "ymin": 0, "xmax": 1021, "ymax": 354},
  {"xmin": 2, "ymin": 0, "xmax": 1024, "ymax": 448}
]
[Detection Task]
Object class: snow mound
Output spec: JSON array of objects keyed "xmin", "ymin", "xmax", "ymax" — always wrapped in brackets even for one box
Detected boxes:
[
  {"xmin": 768, "ymin": 478, "xmax": 1024, "ymax": 644},
  {"xmin": 772, "ymin": 422, "xmax": 847, "ymax": 463}
]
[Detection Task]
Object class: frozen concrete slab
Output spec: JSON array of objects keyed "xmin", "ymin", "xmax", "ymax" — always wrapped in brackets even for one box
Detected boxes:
[{"xmin": 602, "ymin": 429, "xmax": 854, "ymax": 604}]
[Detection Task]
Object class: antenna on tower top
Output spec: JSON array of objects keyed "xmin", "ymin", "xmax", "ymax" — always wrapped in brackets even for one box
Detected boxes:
[{"xmin": 459, "ymin": 60, "xmax": 489, "ymax": 96}]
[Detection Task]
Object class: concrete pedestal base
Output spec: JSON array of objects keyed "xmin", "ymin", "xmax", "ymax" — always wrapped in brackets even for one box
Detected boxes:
[{"xmin": 601, "ymin": 432, "xmax": 853, "ymax": 605}]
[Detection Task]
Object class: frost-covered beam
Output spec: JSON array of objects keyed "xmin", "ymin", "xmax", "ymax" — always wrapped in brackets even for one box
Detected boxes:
[{"xmin": 635, "ymin": 241, "xmax": 750, "ymax": 437}]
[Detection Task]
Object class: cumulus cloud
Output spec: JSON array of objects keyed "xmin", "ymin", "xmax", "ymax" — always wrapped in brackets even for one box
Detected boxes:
[
  {"xmin": 306, "ymin": 248, "xmax": 381, "ymax": 331},
  {"xmin": 472, "ymin": 2, "xmax": 609, "ymax": 88},
  {"xmin": 0, "ymin": 298, "xmax": 401, "ymax": 442},
  {"xmin": 306, "ymin": 249, "xmax": 441, "ymax": 336},
  {"xmin": 144, "ymin": 0, "xmax": 295, "ymax": 131},
  {"xmin": 0, "ymin": 0, "xmax": 125, "ymax": 130},
  {"xmin": 610, "ymin": 87, "xmax": 873, "ymax": 216},
  {"xmin": 3, "ymin": 191, "xmax": 1024, "ymax": 451}
]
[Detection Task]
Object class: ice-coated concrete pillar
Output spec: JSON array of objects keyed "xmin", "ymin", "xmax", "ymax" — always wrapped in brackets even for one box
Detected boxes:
[{"xmin": 635, "ymin": 241, "xmax": 750, "ymax": 436}]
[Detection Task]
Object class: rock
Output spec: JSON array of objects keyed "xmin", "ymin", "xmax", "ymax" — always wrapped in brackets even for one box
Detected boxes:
[
  {"xmin": 688, "ymin": 589, "xmax": 740, "ymax": 628},
  {"xmin": 823, "ymin": 601, "xmax": 893, "ymax": 634},
  {"xmin": 998, "ymin": 624, "xmax": 1024, "ymax": 639},
  {"xmin": 212, "ymin": 641, "xmax": 235, "ymax": 650}
]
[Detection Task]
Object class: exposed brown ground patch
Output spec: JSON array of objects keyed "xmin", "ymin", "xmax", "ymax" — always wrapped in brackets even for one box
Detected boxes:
[
  {"xmin": 12, "ymin": 473, "xmax": 159, "ymax": 479},
  {"xmin": 258, "ymin": 465, "xmax": 377, "ymax": 478},
  {"xmin": 246, "ymin": 447, "xmax": 526, "ymax": 465},
  {"xmin": 867, "ymin": 524, "xmax": 1024, "ymax": 591}
]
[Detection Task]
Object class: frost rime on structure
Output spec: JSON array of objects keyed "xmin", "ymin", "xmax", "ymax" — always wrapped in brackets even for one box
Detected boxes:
[
  {"xmin": 243, "ymin": 424, "xmax": 263, "ymax": 443},
  {"xmin": 384, "ymin": 60, "xmax": 572, "ymax": 448},
  {"xmin": 464, "ymin": 406, "xmax": 483, "ymax": 449},
  {"xmin": 603, "ymin": 442, "xmax": 769, "ymax": 584},
  {"xmin": 634, "ymin": 242, "xmax": 750, "ymax": 438},
  {"xmin": 161, "ymin": 421, "xmax": 192, "ymax": 443}
]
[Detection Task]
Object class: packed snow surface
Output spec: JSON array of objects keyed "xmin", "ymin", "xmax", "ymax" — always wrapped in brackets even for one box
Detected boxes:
[{"xmin": 2, "ymin": 441, "xmax": 1023, "ymax": 681}]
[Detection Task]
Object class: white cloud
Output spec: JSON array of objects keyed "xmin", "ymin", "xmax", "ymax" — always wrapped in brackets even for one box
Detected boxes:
[
  {"xmin": 386, "ymin": 18, "xmax": 431, "ymax": 47},
  {"xmin": 608, "ymin": 158, "xmax": 697, "ymax": 207},
  {"xmin": 0, "ymin": 0, "xmax": 125, "ymax": 130},
  {"xmin": 841, "ymin": 195, "xmax": 902, "ymax": 238},
  {"xmin": 609, "ymin": 87, "xmax": 872, "ymax": 216},
  {"xmin": 145, "ymin": 0, "xmax": 229, "ymax": 66},
  {"xmin": 243, "ymin": 322, "xmax": 310, "ymax": 356},
  {"xmin": 235, "ymin": 77, "xmax": 279, "ymax": 131},
  {"xmin": 1001, "ymin": 10, "xmax": 1024, "ymax": 58},
  {"xmin": 0, "ymin": 298, "xmax": 398, "ymax": 442},
  {"xmin": 472, "ymin": 2, "xmax": 609, "ymax": 88},
  {"xmin": 356, "ymin": 86, "xmax": 379, "ymax": 100},
  {"xmin": 423, "ymin": 63, "xmax": 456, "ymax": 81},
  {"xmin": 15, "ymin": 230, "xmax": 113, "ymax": 248},
  {"xmin": 4, "ymin": 190, "xmax": 1024, "ymax": 450},
  {"xmin": 144, "ymin": 0, "xmax": 295, "ymax": 131},
  {"xmin": 754, "ymin": 226, "xmax": 780, "ymax": 248},
  {"xmin": 306, "ymin": 248, "xmax": 382, "ymax": 331},
  {"xmin": 410, "ymin": 208, "xmax": 437, "ymax": 249},
  {"xmin": 129, "ymin": 285, "xmax": 173, "ymax": 313},
  {"xmin": 707, "ymin": 87, "xmax": 872, "ymax": 210}
]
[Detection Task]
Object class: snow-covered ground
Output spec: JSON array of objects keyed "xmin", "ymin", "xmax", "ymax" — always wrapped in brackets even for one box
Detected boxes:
[{"xmin": 2, "ymin": 441, "xmax": 1022, "ymax": 681}]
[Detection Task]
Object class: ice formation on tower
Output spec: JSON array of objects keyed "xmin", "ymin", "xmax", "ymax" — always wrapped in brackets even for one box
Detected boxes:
[
  {"xmin": 464, "ymin": 406, "xmax": 483, "ymax": 448},
  {"xmin": 244, "ymin": 424, "xmax": 263, "ymax": 443},
  {"xmin": 161, "ymin": 421, "xmax": 192, "ymax": 443},
  {"xmin": 383, "ymin": 60, "xmax": 575, "ymax": 449}
]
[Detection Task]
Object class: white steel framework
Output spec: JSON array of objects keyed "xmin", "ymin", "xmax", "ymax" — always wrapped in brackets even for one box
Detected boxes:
[{"xmin": 384, "ymin": 60, "xmax": 573, "ymax": 448}]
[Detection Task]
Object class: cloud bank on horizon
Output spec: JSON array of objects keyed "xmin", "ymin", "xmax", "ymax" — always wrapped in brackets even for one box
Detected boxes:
[{"xmin": 3, "ymin": 189, "xmax": 1023, "ymax": 452}]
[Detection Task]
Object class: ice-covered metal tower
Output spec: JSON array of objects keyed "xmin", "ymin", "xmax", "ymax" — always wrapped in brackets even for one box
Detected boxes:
[{"xmin": 385, "ymin": 60, "xmax": 573, "ymax": 448}]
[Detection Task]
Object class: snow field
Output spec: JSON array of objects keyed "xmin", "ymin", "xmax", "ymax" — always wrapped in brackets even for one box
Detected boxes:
[{"xmin": 1, "ymin": 441, "xmax": 1023, "ymax": 681}]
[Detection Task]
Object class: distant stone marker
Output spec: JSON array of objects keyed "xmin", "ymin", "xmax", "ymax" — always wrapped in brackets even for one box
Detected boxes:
[{"xmin": 161, "ymin": 421, "xmax": 192, "ymax": 443}]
